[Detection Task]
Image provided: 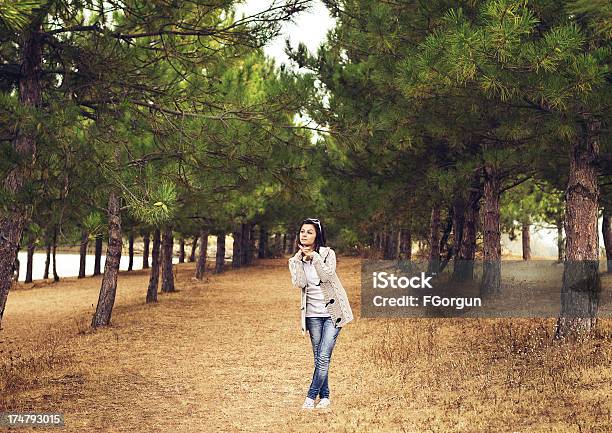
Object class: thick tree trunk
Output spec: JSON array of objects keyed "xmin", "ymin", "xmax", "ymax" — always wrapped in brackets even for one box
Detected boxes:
[
  {"xmin": 232, "ymin": 225, "xmax": 242, "ymax": 268},
  {"xmin": 142, "ymin": 231, "xmax": 150, "ymax": 269},
  {"xmin": 189, "ymin": 236, "xmax": 198, "ymax": 263},
  {"xmin": 146, "ymin": 228, "xmax": 161, "ymax": 303},
  {"xmin": 399, "ymin": 228, "xmax": 412, "ymax": 260},
  {"xmin": 161, "ymin": 227, "xmax": 175, "ymax": 293},
  {"xmin": 44, "ymin": 240, "xmax": 51, "ymax": 279},
  {"xmin": 195, "ymin": 228, "xmax": 209, "ymax": 280},
  {"xmin": 91, "ymin": 190, "xmax": 122, "ymax": 328},
  {"xmin": 453, "ymin": 182, "xmax": 481, "ymax": 282},
  {"xmin": 179, "ymin": 237, "xmax": 185, "ymax": 263},
  {"xmin": 258, "ymin": 225, "xmax": 267, "ymax": 259},
  {"xmin": 0, "ymin": 21, "xmax": 43, "ymax": 328},
  {"xmin": 128, "ymin": 230, "xmax": 134, "ymax": 271},
  {"xmin": 603, "ymin": 209, "xmax": 611, "ymax": 273},
  {"xmin": 522, "ymin": 221, "xmax": 531, "ymax": 261},
  {"xmin": 52, "ymin": 227, "xmax": 59, "ymax": 282},
  {"xmin": 25, "ymin": 241, "xmax": 35, "ymax": 283},
  {"xmin": 555, "ymin": 117, "xmax": 601, "ymax": 339},
  {"xmin": 428, "ymin": 204, "xmax": 441, "ymax": 274},
  {"xmin": 78, "ymin": 229, "xmax": 89, "ymax": 278},
  {"xmin": 216, "ymin": 232, "xmax": 226, "ymax": 274},
  {"xmin": 93, "ymin": 234, "xmax": 103, "ymax": 276},
  {"xmin": 480, "ymin": 165, "xmax": 502, "ymax": 296}
]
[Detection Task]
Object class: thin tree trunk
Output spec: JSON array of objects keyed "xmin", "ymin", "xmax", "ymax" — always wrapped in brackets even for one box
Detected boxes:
[
  {"xmin": 556, "ymin": 220, "xmax": 564, "ymax": 263},
  {"xmin": 195, "ymin": 228, "xmax": 209, "ymax": 280},
  {"xmin": 142, "ymin": 231, "xmax": 150, "ymax": 269},
  {"xmin": 128, "ymin": 230, "xmax": 134, "ymax": 271},
  {"xmin": 555, "ymin": 117, "xmax": 601, "ymax": 339},
  {"xmin": 189, "ymin": 236, "xmax": 198, "ymax": 262},
  {"xmin": 232, "ymin": 224, "xmax": 242, "ymax": 268},
  {"xmin": 52, "ymin": 227, "xmax": 59, "ymax": 282},
  {"xmin": 399, "ymin": 228, "xmax": 412, "ymax": 261},
  {"xmin": 25, "ymin": 241, "xmax": 35, "ymax": 283},
  {"xmin": 274, "ymin": 232, "xmax": 282, "ymax": 257},
  {"xmin": 241, "ymin": 222, "xmax": 251, "ymax": 265},
  {"xmin": 78, "ymin": 229, "xmax": 88, "ymax": 278},
  {"xmin": 522, "ymin": 221, "xmax": 531, "ymax": 261},
  {"xmin": 428, "ymin": 204, "xmax": 441, "ymax": 274},
  {"xmin": 0, "ymin": 20, "xmax": 43, "ymax": 328},
  {"xmin": 44, "ymin": 240, "xmax": 51, "ymax": 279},
  {"xmin": 93, "ymin": 234, "xmax": 103, "ymax": 276},
  {"xmin": 282, "ymin": 233, "xmax": 287, "ymax": 255},
  {"xmin": 453, "ymin": 181, "xmax": 481, "ymax": 282},
  {"xmin": 480, "ymin": 165, "xmax": 502, "ymax": 296},
  {"xmin": 179, "ymin": 237, "xmax": 185, "ymax": 263},
  {"xmin": 146, "ymin": 228, "xmax": 161, "ymax": 303},
  {"xmin": 216, "ymin": 232, "xmax": 226, "ymax": 273},
  {"xmin": 91, "ymin": 189, "xmax": 122, "ymax": 328},
  {"xmin": 161, "ymin": 227, "xmax": 175, "ymax": 293},
  {"xmin": 258, "ymin": 225, "xmax": 267, "ymax": 259},
  {"xmin": 603, "ymin": 208, "xmax": 611, "ymax": 273}
]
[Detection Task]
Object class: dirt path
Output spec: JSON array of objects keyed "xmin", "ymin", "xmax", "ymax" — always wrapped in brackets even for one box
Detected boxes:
[
  {"xmin": 1, "ymin": 258, "xmax": 371, "ymax": 432},
  {"xmin": 1, "ymin": 258, "xmax": 610, "ymax": 433}
]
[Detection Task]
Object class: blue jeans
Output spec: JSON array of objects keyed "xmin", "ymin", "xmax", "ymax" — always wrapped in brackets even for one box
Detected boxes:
[{"xmin": 305, "ymin": 316, "xmax": 341, "ymax": 400}]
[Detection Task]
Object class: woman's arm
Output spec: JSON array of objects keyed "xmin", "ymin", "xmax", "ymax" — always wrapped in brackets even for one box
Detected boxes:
[
  {"xmin": 311, "ymin": 248, "xmax": 336, "ymax": 283},
  {"xmin": 288, "ymin": 251, "xmax": 307, "ymax": 288}
]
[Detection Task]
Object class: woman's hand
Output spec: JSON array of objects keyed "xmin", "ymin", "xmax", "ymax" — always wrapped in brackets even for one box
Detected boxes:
[{"xmin": 298, "ymin": 245, "xmax": 314, "ymax": 261}]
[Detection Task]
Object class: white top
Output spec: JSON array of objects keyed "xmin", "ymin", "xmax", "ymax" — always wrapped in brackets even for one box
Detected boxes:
[{"xmin": 303, "ymin": 259, "xmax": 330, "ymax": 317}]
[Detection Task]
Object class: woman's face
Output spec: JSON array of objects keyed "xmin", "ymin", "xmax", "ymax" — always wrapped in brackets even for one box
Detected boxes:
[{"xmin": 299, "ymin": 224, "xmax": 317, "ymax": 247}]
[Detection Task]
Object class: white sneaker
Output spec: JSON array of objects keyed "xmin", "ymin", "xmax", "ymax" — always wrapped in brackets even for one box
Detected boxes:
[
  {"xmin": 315, "ymin": 398, "xmax": 330, "ymax": 409},
  {"xmin": 302, "ymin": 397, "xmax": 315, "ymax": 409}
]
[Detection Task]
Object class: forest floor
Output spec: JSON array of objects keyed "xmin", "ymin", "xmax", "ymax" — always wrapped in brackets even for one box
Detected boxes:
[{"xmin": 0, "ymin": 257, "xmax": 610, "ymax": 433}]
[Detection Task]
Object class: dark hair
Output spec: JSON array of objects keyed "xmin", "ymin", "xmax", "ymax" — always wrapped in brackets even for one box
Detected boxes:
[{"xmin": 296, "ymin": 218, "xmax": 327, "ymax": 253}]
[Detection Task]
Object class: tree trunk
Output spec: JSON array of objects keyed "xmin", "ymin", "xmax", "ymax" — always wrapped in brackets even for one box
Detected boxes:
[
  {"xmin": 603, "ymin": 208, "xmax": 611, "ymax": 273},
  {"xmin": 453, "ymin": 182, "xmax": 481, "ymax": 282},
  {"xmin": 480, "ymin": 165, "xmax": 502, "ymax": 296},
  {"xmin": 248, "ymin": 223, "xmax": 256, "ymax": 264},
  {"xmin": 0, "ymin": 21, "xmax": 43, "ymax": 328},
  {"xmin": 189, "ymin": 236, "xmax": 198, "ymax": 262},
  {"xmin": 556, "ymin": 220, "xmax": 564, "ymax": 263},
  {"xmin": 286, "ymin": 231, "xmax": 296, "ymax": 254},
  {"xmin": 179, "ymin": 237, "xmax": 185, "ymax": 263},
  {"xmin": 452, "ymin": 197, "xmax": 466, "ymax": 262},
  {"xmin": 93, "ymin": 234, "xmax": 103, "ymax": 276},
  {"xmin": 128, "ymin": 230, "xmax": 134, "ymax": 271},
  {"xmin": 522, "ymin": 221, "xmax": 531, "ymax": 261},
  {"xmin": 91, "ymin": 189, "xmax": 122, "ymax": 328},
  {"xmin": 52, "ymin": 227, "xmax": 59, "ymax": 282},
  {"xmin": 161, "ymin": 227, "xmax": 175, "ymax": 293},
  {"xmin": 232, "ymin": 224, "xmax": 242, "ymax": 268},
  {"xmin": 241, "ymin": 222, "xmax": 251, "ymax": 265},
  {"xmin": 258, "ymin": 225, "xmax": 267, "ymax": 259},
  {"xmin": 282, "ymin": 233, "xmax": 287, "ymax": 255},
  {"xmin": 195, "ymin": 228, "xmax": 209, "ymax": 280},
  {"xmin": 555, "ymin": 117, "xmax": 601, "ymax": 339},
  {"xmin": 25, "ymin": 241, "xmax": 35, "ymax": 283},
  {"xmin": 216, "ymin": 232, "xmax": 226, "ymax": 273},
  {"xmin": 78, "ymin": 229, "xmax": 89, "ymax": 278},
  {"xmin": 146, "ymin": 228, "xmax": 161, "ymax": 303},
  {"xmin": 142, "ymin": 231, "xmax": 150, "ymax": 269},
  {"xmin": 399, "ymin": 228, "xmax": 412, "ymax": 260},
  {"xmin": 428, "ymin": 204, "xmax": 441, "ymax": 274},
  {"xmin": 44, "ymin": 240, "xmax": 51, "ymax": 279},
  {"xmin": 274, "ymin": 232, "xmax": 282, "ymax": 257}
]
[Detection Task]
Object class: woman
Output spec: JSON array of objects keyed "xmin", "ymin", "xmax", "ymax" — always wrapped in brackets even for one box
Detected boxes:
[{"xmin": 288, "ymin": 218, "xmax": 354, "ymax": 410}]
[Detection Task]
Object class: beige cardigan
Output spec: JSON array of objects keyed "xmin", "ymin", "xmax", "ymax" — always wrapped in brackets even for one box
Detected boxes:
[{"xmin": 288, "ymin": 246, "xmax": 354, "ymax": 336}]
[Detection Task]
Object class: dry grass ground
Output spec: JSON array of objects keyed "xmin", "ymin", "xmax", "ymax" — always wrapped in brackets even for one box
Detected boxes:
[{"xmin": 0, "ymin": 257, "xmax": 610, "ymax": 433}]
